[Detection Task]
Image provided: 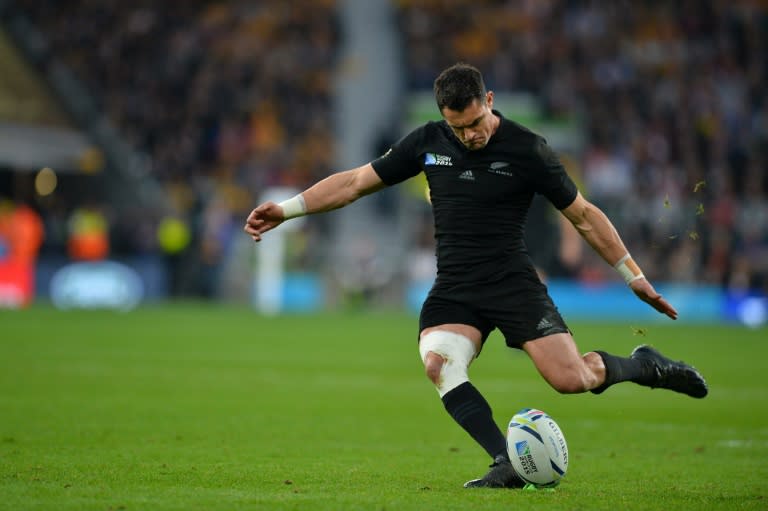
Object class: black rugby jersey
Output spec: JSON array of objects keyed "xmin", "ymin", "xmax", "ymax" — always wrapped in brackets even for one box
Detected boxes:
[{"xmin": 371, "ymin": 110, "xmax": 577, "ymax": 288}]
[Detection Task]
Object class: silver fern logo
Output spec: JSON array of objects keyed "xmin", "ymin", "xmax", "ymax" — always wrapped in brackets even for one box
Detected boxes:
[{"xmin": 489, "ymin": 161, "xmax": 513, "ymax": 176}]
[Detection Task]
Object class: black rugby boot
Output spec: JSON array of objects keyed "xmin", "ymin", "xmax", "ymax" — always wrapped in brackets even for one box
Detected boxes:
[
  {"xmin": 630, "ymin": 345, "xmax": 708, "ymax": 398},
  {"xmin": 463, "ymin": 455, "xmax": 526, "ymax": 489}
]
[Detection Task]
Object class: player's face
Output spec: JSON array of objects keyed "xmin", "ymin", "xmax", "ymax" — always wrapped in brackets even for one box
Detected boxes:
[{"xmin": 441, "ymin": 92, "xmax": 498, "ymax": 150}]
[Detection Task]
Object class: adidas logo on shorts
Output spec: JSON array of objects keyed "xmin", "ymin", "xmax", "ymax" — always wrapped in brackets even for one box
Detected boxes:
[{"xmin": 536, "ymin": 317, "xmax": 553, "ymax": 330}]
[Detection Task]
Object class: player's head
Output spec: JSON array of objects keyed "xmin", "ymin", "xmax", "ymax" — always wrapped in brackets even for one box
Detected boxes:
[
  {"xmin": 434, "ymin": 63, "xmax": 487, "ymax": 112},
  {"xmin": 434, "ymin": 63, "xmax": 497, "ymax": 150}
]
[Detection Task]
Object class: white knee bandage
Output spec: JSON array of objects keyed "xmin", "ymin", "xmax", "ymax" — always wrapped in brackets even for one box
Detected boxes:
[{"xmin": 419, "ymin": 331, "xmax": 477, "ymax": 397}]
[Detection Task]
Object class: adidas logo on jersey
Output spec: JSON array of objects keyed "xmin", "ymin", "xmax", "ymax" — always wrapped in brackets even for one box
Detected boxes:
[{"xmin": 458, "ymin": 170, "xmax": 475, "ymax": 181}]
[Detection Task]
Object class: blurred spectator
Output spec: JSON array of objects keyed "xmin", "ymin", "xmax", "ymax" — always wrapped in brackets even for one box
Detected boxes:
[
  {"xmin": 0, "ymin": 199, "xmax": 13, "ymax": 260},
  {"xmin": 7, "ymin": 202, "xmax": 44, "ymax": 265},
  {"xmin": 198, "ymin": 192, "xmax": 237, "ymax": 298},
  {"xmin": 67, "ymin": 204, "xmax": 109, "ymax": 261},
  {"xmin": 156, "ymin": 213, "xmax": 192, "ymax": 296},
  {"xmin": 0, "ymin": 199, "xmax": 44, "ymax": 307}
]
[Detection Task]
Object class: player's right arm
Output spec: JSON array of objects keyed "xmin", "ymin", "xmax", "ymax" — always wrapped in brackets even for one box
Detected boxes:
[
  {"xmin": 243, "ymin": 163, "xmax": 386, "ymax": 242},
  {"xmin": 302, "ymin": 163, "xmax": 387, "ymax": 214}
]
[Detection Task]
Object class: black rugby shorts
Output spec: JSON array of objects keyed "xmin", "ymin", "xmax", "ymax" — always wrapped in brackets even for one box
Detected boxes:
[{"xmin": 419, "ymin": 280, "xmax": 570, "ymax": 349}]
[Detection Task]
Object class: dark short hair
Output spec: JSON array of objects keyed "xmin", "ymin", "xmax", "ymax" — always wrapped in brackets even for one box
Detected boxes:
[{"xmin": 433, "ymin": 63, "xmax": 486, "ymax": 112}]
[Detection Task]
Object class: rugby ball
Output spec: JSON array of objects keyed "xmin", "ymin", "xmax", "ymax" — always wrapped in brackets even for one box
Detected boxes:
[{"xmin": 506, "ymin": 408, "xmax": 568, "ymax": 487}]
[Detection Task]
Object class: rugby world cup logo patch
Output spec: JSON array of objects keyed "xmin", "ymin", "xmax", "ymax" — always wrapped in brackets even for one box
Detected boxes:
[{"xmin": 424, "ymin": 153, "xmax": 453, "ymax": 166}]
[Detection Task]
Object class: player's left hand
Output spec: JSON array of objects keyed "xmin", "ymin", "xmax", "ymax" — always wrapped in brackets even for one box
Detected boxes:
[{"xmin": 629, "ymin": 278, "xmax": 678, "ymax": 320}]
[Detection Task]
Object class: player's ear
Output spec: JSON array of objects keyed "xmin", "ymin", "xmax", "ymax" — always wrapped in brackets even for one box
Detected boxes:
[{"xmin": 486, "ymin": 91, "xmax": 494, "ymax": 109}]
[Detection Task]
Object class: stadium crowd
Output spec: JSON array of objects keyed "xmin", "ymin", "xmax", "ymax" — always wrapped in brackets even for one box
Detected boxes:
[
  {"xmin": 3, "ymin": 0, "xmax": 767, "ymax": 298},
  {"xmin": 9, "ymin": 0, "xmax": 341, "ymax": 296}
]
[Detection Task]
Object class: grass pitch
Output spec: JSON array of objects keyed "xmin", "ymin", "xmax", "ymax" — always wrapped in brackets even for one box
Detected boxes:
[{"xmin": 1, "ymin": 303, "xmax": 766, "ymax": 510}]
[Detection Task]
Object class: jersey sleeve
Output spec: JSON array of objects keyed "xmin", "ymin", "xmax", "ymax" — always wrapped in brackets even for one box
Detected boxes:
[
  {"xmin": 370, "ymin": 126, "xmax": 426, "ymax": 186},
  {"xmin": 527, "ymin": 136, "xmax": 578, "ymax": 210}
]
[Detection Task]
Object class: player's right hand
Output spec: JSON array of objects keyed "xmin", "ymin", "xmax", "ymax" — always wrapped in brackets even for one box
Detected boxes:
[{"xmin": 243, "ymin": 202, "xmax": 285, "ymax": 242}]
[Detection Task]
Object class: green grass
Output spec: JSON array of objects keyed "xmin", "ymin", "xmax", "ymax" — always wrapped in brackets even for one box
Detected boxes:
[{"xmin": 1, "ymin": 304, "xmax": 767, "ymax": 510}]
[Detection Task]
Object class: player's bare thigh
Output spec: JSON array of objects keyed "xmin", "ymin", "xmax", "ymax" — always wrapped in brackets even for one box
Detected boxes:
[{"xmin": 522, "ymin": 332, "xmax": 605, "ymax": 394}]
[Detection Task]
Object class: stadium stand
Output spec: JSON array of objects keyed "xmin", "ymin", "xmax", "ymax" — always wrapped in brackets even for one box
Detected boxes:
[
  {"xmin": 0, "ymin": 0, "xmax": 765, "ymax": 302},
  {"xmin": 3, "ymin": 0, "xmax": 341, "ymax": 297}
]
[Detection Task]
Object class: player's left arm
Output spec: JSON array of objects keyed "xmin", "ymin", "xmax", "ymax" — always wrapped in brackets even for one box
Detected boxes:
[{"xmin": 560, "ymin": 192, "xmax": 678, "ymax": 320}]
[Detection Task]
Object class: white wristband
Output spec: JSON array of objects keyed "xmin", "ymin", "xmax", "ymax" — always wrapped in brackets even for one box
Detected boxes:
[
  {"xmin": 614, "ymin": 253, "xmax": 645, "ymax": 285},
  {"xmin": 278, "ymin": 194, "xmax": 306, "ymax": 220}
]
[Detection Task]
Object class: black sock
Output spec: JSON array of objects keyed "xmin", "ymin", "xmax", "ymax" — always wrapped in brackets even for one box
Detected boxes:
[
  {"xmin": 591, "ymin": 351, "xmax": 655, "ymax": 394},
  {"xmin": 441, "ymin": 382, "xmax": 508, "ymax": 460}
]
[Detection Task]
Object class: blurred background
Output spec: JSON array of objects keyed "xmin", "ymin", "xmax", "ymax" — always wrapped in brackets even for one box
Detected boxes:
[{"xmin": 0, "ymin": 0, "xmax": 765, "ymax": 326}]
